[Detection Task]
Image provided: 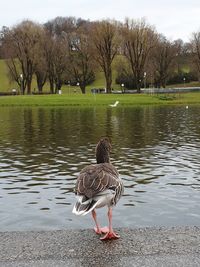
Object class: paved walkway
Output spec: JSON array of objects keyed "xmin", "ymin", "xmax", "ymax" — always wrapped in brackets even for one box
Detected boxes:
[{"xmin": 1, "ymin": 227, "xmax": 200, "ymax": 266}]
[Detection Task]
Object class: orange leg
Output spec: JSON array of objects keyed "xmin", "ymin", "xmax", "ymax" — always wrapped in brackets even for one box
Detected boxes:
[
  {"xmin": 100, "ymin": 207, "xmax": 120, "ymax": 241},
  {"xmin": 92, "ymin": 210, "xmax": 109, "ymax": 234}
]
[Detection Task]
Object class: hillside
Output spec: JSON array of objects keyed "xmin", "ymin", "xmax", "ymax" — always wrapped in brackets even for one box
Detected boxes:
[
  {"xmin": 0, "ymin": 59, "xmax": 200, "ymax": 93},
  {"xmin": 0, "ymin": 59, "xmax": 121, "ymax": 93},
  {"xmin": 0, "ymin": 60, "xmax": 17, "ymax": 92}
]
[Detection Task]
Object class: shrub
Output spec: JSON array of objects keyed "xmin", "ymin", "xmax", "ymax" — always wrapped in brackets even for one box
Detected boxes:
[{"xmin": 167, "ymin": 71, "xmax": 198, "ymax": 85}]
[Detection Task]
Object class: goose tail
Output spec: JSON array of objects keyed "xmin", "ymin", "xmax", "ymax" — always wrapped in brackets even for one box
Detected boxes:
[{"xmin": 72, "ymin": 196, "xmax": 98, "ymax": 216}]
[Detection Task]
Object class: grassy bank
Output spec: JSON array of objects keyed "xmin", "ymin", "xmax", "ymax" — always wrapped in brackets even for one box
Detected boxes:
[{"xmin": 0, "ymin": 92, "xmax": 200, "ymax": 107}]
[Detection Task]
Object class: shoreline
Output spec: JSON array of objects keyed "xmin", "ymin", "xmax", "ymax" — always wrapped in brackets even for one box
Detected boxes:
[
  {"xmin": 0, "ymin": 92, "xmax": 200, "ymax": 107},
  {"xmin": 1, "ymin": 226, "xmax": 200, "ymax": 266}
]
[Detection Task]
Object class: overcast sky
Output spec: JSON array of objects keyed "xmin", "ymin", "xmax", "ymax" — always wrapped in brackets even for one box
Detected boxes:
[{"xmin": 1, "ymin": 0, "xmax": 200, "ymax": 42}]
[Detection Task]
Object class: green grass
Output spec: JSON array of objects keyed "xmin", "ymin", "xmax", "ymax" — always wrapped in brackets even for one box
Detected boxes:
[{"xmin": 0, "ymin": 92, "xmax": 200, "ymax": 107}]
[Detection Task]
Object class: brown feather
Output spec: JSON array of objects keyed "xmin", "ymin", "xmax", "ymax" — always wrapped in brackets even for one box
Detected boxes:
[{"xmin": 74, "ymin": 163, "xmax": 122, "ymax": 199}]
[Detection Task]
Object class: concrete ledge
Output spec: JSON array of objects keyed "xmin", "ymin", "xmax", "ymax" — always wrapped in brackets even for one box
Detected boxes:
[{"xmin": 1, "ymin": 227, "xmax": 200, "ymax": 266}]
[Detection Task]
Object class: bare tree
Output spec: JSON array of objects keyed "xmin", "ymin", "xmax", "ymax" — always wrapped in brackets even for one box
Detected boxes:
[
  {"xmin": 44, "ymin": 17, "xmax": 79, "ymax": 93},
  {"xmin": 53, "ymin": 35, "xmax": 69, "ymax": 92},
  {"xmin": 0, "ymin": 26, "xmax": 10, "ymax": 59},
  {"xmin": 35, "ymin": 61, "xmax": 47, "ymax": 93},
  {"xmin": 121, "ymin": 18, "xmax": 157, "ymax": 92},
  {"xmin": 33, "ymin": 29, "xmax": 48, "ymax": 92},
  {"xmin": 173, "ymin": 39, "xmax": 184, "ymax": 73},
  {"xmin": 40, "ymin": 31, "xmax": 55, "ymax": 93},
  {"xmin": 90, "ymin": 20, "xmax": 119, "ymax": 93},
  {"xmin": 152, "ymin": 35, "xmax": 178, "ymax": 88},
  {"xmin": 3, "ymin": 20, "xmax": 44, "ymax": 94},
  {"xmin": 190, "ymin": 32, "xmax": 200, "ymax": 78},
  {"xmin": 40, "ymin": 31, "xmax": 68, "ymax": 94},
  {"xmin": 65, "ymin": 24, "xmax": 95, "ymax": 94},
  {"xmin": 44, "ymin": 16, "xmax": 77, "ymax": 36}
]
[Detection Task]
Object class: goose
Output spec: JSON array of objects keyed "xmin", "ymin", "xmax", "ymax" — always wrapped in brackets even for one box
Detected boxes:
[{"xmin": 72, "ymin": 137, "xmax": 124, "ymax": 240}]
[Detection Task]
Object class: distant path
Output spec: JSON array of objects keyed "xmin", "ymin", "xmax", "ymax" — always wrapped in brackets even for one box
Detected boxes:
[
  {"xmin": 141, "ymin": 87, "xmax": 200, "ymax": 94},
  {"xmin": 1, "ymin": 227, "xmax": 200, "ymax": 267}
]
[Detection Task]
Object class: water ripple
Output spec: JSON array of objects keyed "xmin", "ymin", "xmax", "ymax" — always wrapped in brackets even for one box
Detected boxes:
[{"xmin": 0, "ymin": 106, "xmax": 200, "ymax": 231}]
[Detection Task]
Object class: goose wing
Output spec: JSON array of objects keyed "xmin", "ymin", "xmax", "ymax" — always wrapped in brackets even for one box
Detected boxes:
[{"xmin": 74, "ymin": 163, "xmax": 123, "ymax": 204}]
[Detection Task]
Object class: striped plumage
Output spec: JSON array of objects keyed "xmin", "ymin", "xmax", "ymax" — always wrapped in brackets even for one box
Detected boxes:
[
  {"xmin": 73, "ymin": 163, "xmax": 123, "ymax": 215},
  {"xmin": 72, "ymin": 137, "xmax": 124, "ymax": 240}
]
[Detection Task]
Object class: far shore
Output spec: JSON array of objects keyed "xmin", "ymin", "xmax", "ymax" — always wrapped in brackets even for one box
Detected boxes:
[{"xmin": 0, "ymin": 92, "xmax": 200, "ymax": 107}]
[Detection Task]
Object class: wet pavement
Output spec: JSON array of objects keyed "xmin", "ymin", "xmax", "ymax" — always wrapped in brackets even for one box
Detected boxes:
[{"xmin": 1, "ymin": 227, "xmax": 200, "ymax": 266}]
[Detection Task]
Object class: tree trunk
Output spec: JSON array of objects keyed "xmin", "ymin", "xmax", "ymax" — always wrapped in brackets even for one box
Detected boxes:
[
  {"xmin": 37, "ymin": 78, "xmax": 43, "ymax": 93},
  {"xmin": 135, "ymin": 79, "xmax": 141, "ymax": 93},
  {"xmin": 55, "ymin": 80, "xmax": 62, "ymax": 93},
  {"xmin": 136, "ymin": 86, "xmax": 141, "ymax": 93},
  {"xmin": 80, "ymin": 85, "xmax": 86, "ymax": 94},
  {"xmin": 162, "ymin": 81, "xmax": 166, "ymax": 88},
  {"xmin": 105, "ymin": 69, "xmax": 112, "ymax": 93},
  {"xmin": 27, "ymin": 80, "xmax": 32, "ymax": 94},
  {"xmin": 22, "ymin": 85, "xmax": 25, "ymax": 95},
  {"xmin": 36, "ymin": 73, "xmax": 46, "ymax": 93},
  {"xmin": 49, "ymin": 78, "xmax": 54, "ymax": 94},
  {"xmin": 38, "ymin": 85, "xmax": 43, "ymax": 93}
]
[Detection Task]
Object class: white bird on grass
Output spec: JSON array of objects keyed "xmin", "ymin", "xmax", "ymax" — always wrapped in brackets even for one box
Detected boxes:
[{"xmin": 109, "ymin": 101, "xmax": 119, "ymax": 107}]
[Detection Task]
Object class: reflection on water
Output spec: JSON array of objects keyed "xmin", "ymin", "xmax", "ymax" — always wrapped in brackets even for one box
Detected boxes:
[{"xmin": 0, "ymin": 106, "xmax": 200, "ymax": 231}]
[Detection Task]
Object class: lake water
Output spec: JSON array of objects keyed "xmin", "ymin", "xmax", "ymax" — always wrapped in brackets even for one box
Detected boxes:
[{"xmin": 0, "ymin": 105, "xmax": 200, "ymax": 231}]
